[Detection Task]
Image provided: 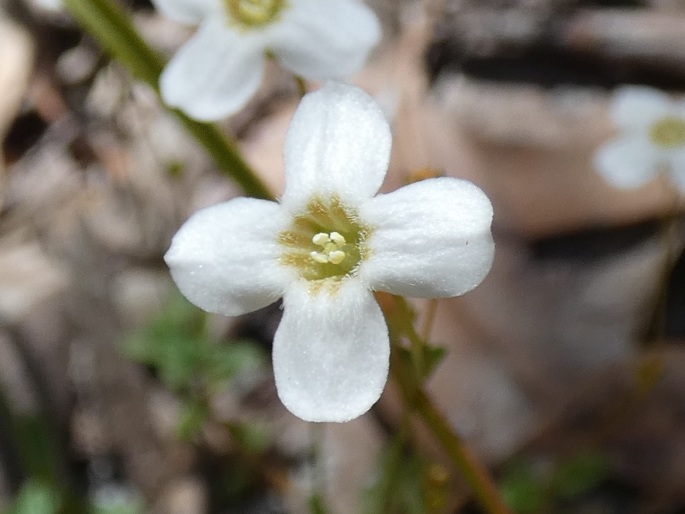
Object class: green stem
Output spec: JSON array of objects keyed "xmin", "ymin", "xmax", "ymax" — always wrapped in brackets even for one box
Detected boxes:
[
  {"xmin": 62, "ymin": 0, "xmax": 274, "ymax": 200},
  {"xmin": 420, "ymin": 299, "xmax": 439, "ymax": 341},
  {"xmin": 390, "ymin": 351, "xmax": 512, "ymax": 514},
  {"xmin": 294, "ymin": 75, "xmax": 308, "ymax": 97},
  {"xmin": 309, "ymin": 423, "xmax": 330, "ymax": 513},
  {"xmin": 386, "ymin": 296, "xmax": 511, "ymax": 514},
  {"xmin": 649, "ymin": 181, "xmax": 682, "ymax": 344},
  {"xmin": 390, "ymin": 297, "xmax": 425, "ymax": 381}
]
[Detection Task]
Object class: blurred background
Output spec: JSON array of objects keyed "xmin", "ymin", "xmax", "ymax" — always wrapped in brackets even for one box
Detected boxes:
[{"xmin": 2, "ymin": 0, "xmax": 685, "ymax": 512}]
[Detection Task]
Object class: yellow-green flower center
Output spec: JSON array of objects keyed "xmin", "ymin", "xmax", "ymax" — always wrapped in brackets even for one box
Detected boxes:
[
  {"xmin": 224, "ymin": 0, "xmax": 285, "ymax": 28},
  {"xmin": 278, "ymin": 196, "xmax": 371, "ymax": 282},
  {"xmin": 649, "ymin": 117, "xmax": 685, "ymax": 149}
]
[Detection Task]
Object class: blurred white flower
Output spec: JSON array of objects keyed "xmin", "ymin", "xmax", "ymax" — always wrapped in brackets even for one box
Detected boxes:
[
  {"xmin": 33, "ymin": 0, "xmax": 62, "ymax": 11},
  {"xmin": 595, "ymin": 85, "xmax": 685, "ymax": 191},
  {"xmin": 165, "ymin": 82, "xmax": 495, "ymax": 422},
  {"xmin": 151, "ymin": 0, "xmax": 381, "ymax": 121}
]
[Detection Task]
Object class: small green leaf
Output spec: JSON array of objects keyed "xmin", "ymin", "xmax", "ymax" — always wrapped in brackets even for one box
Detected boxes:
[
  {"xmin": 552, "ymin": 453, "xmax": 609, "ymax": 498},
  {"xmin": 206, "ymin": 341, "xmax": 265, "ymax": 387},
  {"xmin": 362, "ymin": 436, "xmax": 449, "ymax": 514},
  {"xmin": 421, "ymin": 345, "xmax": 446, "ymax": 378},
  {"xmin": 396, "ymin": 344, "xmax": 446, "ymax": 382},
  {"xmin": 123, "ymin": 295, "xmax": 265, "ymax": 395},
  {"xmin": 92, "ymin": 505, "xmax": 143, "ymax": 514},
  {"xmin": 158, "ymin": 337, "xmax": 205, "ymax": 392},
  {"xmin": 123, "ymin": 294, "xmax": 208, "ymax": 392},
  {"xmin": 225, "ymin": 421, "xmax": 272, "ymax": 455},
  {"xmin": 500, "ymin": 468, "xmax": 546, "ymax": 514},
  {"xmin": 91, "ymin": 492, "xmax": 144, "ymax": 514},
  {"xmin": 176, "ymin": 400, "xmax": 210, "ymax": 440},
  {"xmin": 7, "ymin": 480, "xmax": 60, "ymax": 514},
  {"xmin": 14, "ymin": 416, "xmax": 65, "ymax": 485},
  {"xmin": 308, "ymin": 493, "xmax": 329, "ymax": 514}
]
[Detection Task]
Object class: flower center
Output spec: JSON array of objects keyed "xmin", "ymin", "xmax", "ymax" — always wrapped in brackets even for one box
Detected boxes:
[
  {"xmin": 649, "ymin": 117, "xmax": 685, "ymax": 149},
  {"xmin": 278, "ymin": 196, "xmax": 371, "ymax": 282},
  {"xmin": 224, "ymin": 0, "xmax": 285, "ymax": 28}
]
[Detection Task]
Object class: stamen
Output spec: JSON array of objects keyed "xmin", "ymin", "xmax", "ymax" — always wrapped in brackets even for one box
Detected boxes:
[
  {"xmin": 310, "ymin": 251, "xmax": 329, "ymax": 264},
  {"xmin": 328, "ymin": 251, "xmax": 346, "ymax": 265},
  {"xmin": 312, "ymin": 233, "xmax": 330, "ymax": 246},
  {"xmin": 278, "ymin": 196, "xmax": 372, "ymax": 282},
  {"xmin": 308, "ymin": 231, "xmax": 347, "ymax": 265},
  {"xmin": 330, "ymin": 232, "xmax": 346, "ymax": 245}
]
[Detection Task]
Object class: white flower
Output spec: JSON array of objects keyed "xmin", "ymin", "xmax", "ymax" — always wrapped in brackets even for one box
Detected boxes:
[
  {"xmin": 594, "ymin": 85, "xmax": 685, "ymax": 191},
  {"xmin": 150, "ymin": 0, "xmax": 381, "ymax": 121},
  {"xmin": 165, "ymin": 82, "xmax": 495, "ymax": 422}
]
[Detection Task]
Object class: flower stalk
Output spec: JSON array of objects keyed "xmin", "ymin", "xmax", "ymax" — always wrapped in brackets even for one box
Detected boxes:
[
  {"xmin": 387, "ymin": 296, "xmax": 512, "ymax": 514},
  {"xmin": 62, "ymin": 0, "xmax": 273, "ymax": 200},
  {"xmin": 392, "ymin": 364, "xmax": 512, "ymax": 514}
]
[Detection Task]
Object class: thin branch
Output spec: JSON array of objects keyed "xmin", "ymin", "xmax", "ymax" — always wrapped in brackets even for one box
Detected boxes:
[{"xmin": 63, "ymin": 0, "xmax": 274, "ymax": 200}]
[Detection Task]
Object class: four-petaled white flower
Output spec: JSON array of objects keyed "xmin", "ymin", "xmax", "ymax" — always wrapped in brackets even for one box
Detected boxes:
[
  {"xmin": 165, "ymin": 82, "xmax": 495, "ymax": 422},
  {"xmin": 150, "ymin": 0, "xmax": 381, "ymax": 121},
  {"xmin": 594, "ymin": 85, "xmax": 685, "ymax": 191}
]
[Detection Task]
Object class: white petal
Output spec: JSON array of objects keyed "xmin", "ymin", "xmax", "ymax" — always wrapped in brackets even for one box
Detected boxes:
[
  {"xmin": 160, "ymin": 20, "xmax": 265, "ymax": 121},
  {"xmin": 668, "ymin": 148, "xmax": 685, "ymax": 193},
  {"xmin": 669, "ymin": 170, "xmax": 685, "ymax": 193},
  {"xmin": 268, "ymin": 0, "xmax": 380, "ymax": 80},
  {"xmin": 34, "ymin": 0, "xmax": 63, "ymax": 11},
  {"xmin": 593, "ymin": 136, "xmax": 662, "ymax": 189},
  {"xmin": 280, "ymin": 82, "xmax": 391, "ymax": 211},
  {"xmin": 358, "ymin": 178, "xmax": 494, "ymax": 298},
  {"xmin": 273, "ymin": 279, "xmax": 389, "ymax": 422},
  {"xmin": 675, "ymin": 98, "xmax": 685, "ymax": 119},
  {"xmin": 150, "ymin": 0, "xmax": 217, "ymax": 24},
  {"xmin": 165, "ymin": 198, "xmax": 293, "ymax": 316},
  {"xmin": 609, "ymin": 85, "xmax": 673, "ymax": 130}
]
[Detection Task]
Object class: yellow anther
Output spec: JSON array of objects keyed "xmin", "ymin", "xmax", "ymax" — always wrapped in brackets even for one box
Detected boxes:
[
  {"xmin": 330, "ymin": 232, "xmax": 346, "ymax": 245},
  {"xmin": 328, "ymin": 251, "xmax": 346, "ymax": 265},
  {"xmin": 309, "ymin": 231, "xmax": 347, "ymax": 265},
  {"xmin": 310, "ymin": 251, "xmax": 329, "ymax": 264},
  {"xmin": 312, "ymin": 233, "xmax": 330, "ymax": 246},
  {"xmin": 278, "ymin": 195, "xmax": 371, "ymax": 282}
]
